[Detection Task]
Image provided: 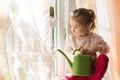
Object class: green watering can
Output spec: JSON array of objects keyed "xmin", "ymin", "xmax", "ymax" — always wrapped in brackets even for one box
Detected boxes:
[{"xmin": 57, "ymin": 49, "xmax": 92, "ymax": 76}]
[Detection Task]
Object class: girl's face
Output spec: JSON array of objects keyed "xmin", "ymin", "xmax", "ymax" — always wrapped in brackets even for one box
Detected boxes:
[{"xmin": 70, "ymin": 19, "xmax": 90, "ymax": 37}]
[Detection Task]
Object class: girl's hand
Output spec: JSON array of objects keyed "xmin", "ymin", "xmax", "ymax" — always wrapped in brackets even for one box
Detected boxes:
[
  {"xmin": 80, "ymin": 47, "xmax": 89, "ymax": 54},
  {"xmin": 80, "ymin": 46, "xmax": 97, "ymax": 54}
]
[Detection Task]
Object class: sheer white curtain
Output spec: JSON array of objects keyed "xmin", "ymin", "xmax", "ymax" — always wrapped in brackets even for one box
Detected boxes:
[
  {"xmin": 0, "ymin": 0, "xmax": 10, "ymax": 79},
  {"xmin": 5, "ymin": 0, "xmax": 54, "ymax": 80},
  {"xmin": 96, "ymin": 0, "xmax": 111, "ymax": 80}
]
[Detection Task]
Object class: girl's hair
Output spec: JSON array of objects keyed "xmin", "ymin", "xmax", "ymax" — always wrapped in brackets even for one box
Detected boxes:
[{"xmin": 71, "ymin": 8, "xmax": 96, "ymax": 31}]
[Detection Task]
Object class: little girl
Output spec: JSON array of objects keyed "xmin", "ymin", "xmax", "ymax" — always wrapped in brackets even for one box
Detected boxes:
[{"xmin": 64, "ymin": 8, "xmax": 110, "ymax": 80}]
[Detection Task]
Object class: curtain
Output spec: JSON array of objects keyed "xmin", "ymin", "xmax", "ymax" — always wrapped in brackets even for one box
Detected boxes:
[
  {"xmin": 3, "ymin": 0, "xmax": 55, "ymax": 80},
  {"xmin": 105, "ymin": 0, "xmax": 120, "ymax": 80},
  {"xmin": 96, "ymin": 0, "xmax": 112, "ymax": 80},
  {"xmin": 0, "ymin": 0, "xmax": 9, "ymax": 79}
]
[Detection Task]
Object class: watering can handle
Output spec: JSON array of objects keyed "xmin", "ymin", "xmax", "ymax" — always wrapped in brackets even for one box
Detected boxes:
[{"xmin": 73, "ymin": 48, "xmax": 81, "ymax": 55}]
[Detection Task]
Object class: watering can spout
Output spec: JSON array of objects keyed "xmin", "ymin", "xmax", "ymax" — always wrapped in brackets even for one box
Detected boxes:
[
  {"xmin": 57, "ymin": 49, "xmax": 72, "ymax": 69},
  {"xmin": 57, "ymin": 49, "xmax": 92, "ymax": 76}
]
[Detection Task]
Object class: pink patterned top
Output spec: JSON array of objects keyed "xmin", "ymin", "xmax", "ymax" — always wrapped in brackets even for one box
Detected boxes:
[{"xmin": 64, "ymin": 32, "xmax": 110, "ymax": 60}]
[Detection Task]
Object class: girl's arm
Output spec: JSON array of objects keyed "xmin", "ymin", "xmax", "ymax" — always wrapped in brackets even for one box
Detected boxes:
[
  {"xmin": 97, "ymin": 40, "xmax": 110, "ymax": 54},
  {"xmin": 79, "ymin": 35, "xmax": 110, "ymax": 54}
]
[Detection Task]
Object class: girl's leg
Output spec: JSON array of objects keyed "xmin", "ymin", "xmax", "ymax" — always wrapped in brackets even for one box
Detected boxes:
[{"xmin": 90, "ymin": 54, "xmax": 109, "ymax": 80}]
